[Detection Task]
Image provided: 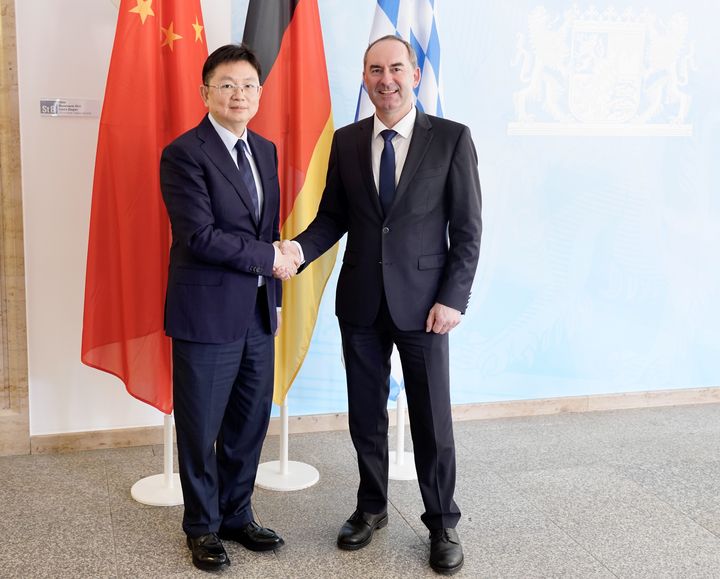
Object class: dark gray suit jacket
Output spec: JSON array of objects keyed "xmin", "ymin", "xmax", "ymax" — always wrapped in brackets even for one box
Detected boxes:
[{"xmin": 295, "ymin": 110, "xmax": 482, "ymax": 331}]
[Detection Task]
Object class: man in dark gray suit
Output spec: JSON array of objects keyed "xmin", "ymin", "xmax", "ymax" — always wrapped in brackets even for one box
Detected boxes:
[{"xmin": 281, "ymin": 35, "xmax": 482, "ymax": 574}]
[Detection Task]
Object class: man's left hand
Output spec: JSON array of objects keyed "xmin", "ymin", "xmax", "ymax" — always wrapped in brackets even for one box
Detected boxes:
[{"xmin": 425, "ymin": 303, "xmax": 461, "ymax": 334}]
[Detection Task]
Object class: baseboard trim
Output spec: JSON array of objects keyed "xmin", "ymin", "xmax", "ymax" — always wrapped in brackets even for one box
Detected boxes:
[
  {"xmin": 30, "ymin": 386, "xmax": 720, "ymax": 454},
  {"xmin": 30, "ymin": 426, "xmax": 165, "ymax": 454}
]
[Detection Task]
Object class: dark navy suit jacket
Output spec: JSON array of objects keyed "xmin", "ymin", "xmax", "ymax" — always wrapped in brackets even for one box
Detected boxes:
[
  {"xmin": 160, "ymin": 114, "xmax": 281, "ymax": 342},
  {"xmin": 295, "ymin": 111, "xmax": 482, "ymax": 331}
]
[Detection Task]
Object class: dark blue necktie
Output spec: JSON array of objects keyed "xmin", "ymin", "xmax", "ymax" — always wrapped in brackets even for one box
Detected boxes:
[
  {"xmin": 378, "ymin": 129, "xmax": 397, "ymax": 214},
  {"xmin": 236, "ymin": 139, "xmax": 259, "ymax": 219}
]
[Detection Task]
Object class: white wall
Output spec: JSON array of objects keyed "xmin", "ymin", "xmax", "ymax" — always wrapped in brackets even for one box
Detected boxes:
[
  {"xmin": 18, "ymin": 0, "xmax": 719, "ymax": 435},
  {"xmin": 18, "ymin": 0, "xmax": 232, "ymax": 435}
]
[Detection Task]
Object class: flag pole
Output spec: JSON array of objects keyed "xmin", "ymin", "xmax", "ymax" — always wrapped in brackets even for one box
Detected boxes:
[
  {"xmin": 280, "ymin": 400, "xmax": 289, "ymax": 475},
  {"xmin": 389, "ymin": 388, "xmax": 417, "ymax": 480},
  {"xmin": 130, "ymin": 413, "xmax": 184, "ymax": 505},
  {"xmin": 255, "ymin": 401, "xmax": 319, "ymax": 491}
]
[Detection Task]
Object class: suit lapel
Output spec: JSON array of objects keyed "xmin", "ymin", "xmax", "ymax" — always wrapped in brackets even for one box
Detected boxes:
[
  {"xmin": 392, "ymin": 110, "xmax": 433, "ymax": 212},
  {"xmin": 247, "ymin": 131, "xmax": 276, "ymax": 231},
  {"xmin": 356, "ymin": 117, "xmax": 383, "ymax": 217},
  {"xmin": 197, "ymin": 116, "xmax": 260, "ymax": 228}
]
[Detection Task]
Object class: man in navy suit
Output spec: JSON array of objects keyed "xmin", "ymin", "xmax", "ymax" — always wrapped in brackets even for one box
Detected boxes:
[
  {"xmin": 282, "ymin": 36, "xmax": 482, "ymax": 574},
  {"xmin": 160, "ymin": 44, "xmax": 297, "ymax": 572}
]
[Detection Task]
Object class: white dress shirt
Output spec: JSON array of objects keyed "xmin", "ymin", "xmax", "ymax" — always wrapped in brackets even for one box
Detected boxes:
[
  {"xmin": 371, "ymin": 106, "xmax": 417, "ymax": 194},
  {"xmin": 207, "ymin": 113, "xmax": 265, "ymax": 213}
]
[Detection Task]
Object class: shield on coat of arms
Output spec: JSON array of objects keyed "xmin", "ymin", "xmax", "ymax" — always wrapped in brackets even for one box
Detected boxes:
[{"xmin": 569, "ymin": 21, "xmax": 645, "ymax": 123}]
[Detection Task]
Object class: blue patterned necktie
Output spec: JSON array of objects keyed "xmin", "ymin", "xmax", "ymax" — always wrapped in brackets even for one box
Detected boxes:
[
  {"xmin": 236, "ymin": 139, "xmax": 259, "ymax": 219},
  {"xmin": 378, "ymin": 129, "xmax": 397, "ymax": 214}
]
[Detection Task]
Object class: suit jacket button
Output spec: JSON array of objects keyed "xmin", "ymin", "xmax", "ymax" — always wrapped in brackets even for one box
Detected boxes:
[{"xmin": 382, "ymin": 226, "xmax": 390, "ymax": 234}]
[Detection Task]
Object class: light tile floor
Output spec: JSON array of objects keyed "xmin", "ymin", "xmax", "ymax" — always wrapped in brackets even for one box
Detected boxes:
[{"xmin": 3, "ymin": 403, "xmax": 720, "ymax": 578}]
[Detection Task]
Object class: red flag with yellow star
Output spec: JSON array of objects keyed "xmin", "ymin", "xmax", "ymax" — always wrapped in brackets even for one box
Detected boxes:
[{"xmin": 81, "ymin": 0, "xmax": 207, "ymax": 414}]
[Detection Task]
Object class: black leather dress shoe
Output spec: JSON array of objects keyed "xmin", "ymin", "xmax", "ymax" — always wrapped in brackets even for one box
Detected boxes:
[
  {"xmin": 429, "ymin": 528, "xmax": 464, "ymax": 574},
  {"xmin": 218, "ymin": 521, "xmax": 285, "ymax": 552},
  {"xmin": 186, "ymin": 533, "xmax": 230, "ymax": 571},
  {"xmin": 337, "ymin": 509, "xmax": 388, "ymax": 550}
]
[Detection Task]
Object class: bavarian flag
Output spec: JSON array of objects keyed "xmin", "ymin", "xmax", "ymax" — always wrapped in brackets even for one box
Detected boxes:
[{"xmin": 243, "ymin": 0, "xmax": 338, "ymax": 405}]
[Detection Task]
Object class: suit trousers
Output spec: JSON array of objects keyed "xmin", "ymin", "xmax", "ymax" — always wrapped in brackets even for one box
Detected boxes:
[
  {"xmin": 172, "ymin": 287, "xmax": 274, "ymax": 538},
  {"xmin": 338, "ymin": 293, "xmax": 461, "ymax": 530}
]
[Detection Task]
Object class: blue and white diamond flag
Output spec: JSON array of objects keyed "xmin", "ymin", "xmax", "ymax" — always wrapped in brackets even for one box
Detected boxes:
[{"xmin": 355, "ymin": 0, "xmax": 443, "ymax": 121}]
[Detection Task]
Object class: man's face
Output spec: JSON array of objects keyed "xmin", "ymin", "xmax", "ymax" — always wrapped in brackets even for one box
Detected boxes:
[
  {"xmin": 200, "ymin": 59, "xmax": 262, "ymax": 136},
  {"xmin": 363, "ymin": 39, "xmax": 420, "ymax": 125}
]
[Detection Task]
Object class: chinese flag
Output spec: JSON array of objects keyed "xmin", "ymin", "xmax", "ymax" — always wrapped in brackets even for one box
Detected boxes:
[
  {"xmin": 81, "ymin": 0, "xmax": 208, "ymax": 414},
  {"xmin": 243, "ymin": 0, "xmax": 338, "ymax": 404}
]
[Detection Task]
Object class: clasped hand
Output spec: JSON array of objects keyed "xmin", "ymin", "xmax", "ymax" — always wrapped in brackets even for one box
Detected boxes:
[{"xmin": 272, "ymin": 240, "xmax": 301, "ymax": 280}]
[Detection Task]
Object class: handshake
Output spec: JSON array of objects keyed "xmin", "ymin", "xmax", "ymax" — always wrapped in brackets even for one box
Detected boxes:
[{"xmin": 272, "ymin": 240, "xmax": 303, "ymax": 280}]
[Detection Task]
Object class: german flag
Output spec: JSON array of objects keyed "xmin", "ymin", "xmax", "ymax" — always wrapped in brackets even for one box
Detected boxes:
[{"xmin": 243, "ymin": 0, "xmax": 337, "ymax": 405}]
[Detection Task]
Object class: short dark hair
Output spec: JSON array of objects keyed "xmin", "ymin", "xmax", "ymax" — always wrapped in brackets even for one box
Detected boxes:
[
  {"xmin": 202, "ymin": 43, "xmax": 262, "ymax": 85},
  {"xmin": 363, "ymin": 34, "xmax": 418, "ymax": 69}
]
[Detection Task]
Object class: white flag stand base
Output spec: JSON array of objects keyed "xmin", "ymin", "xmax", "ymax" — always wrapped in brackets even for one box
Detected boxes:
[
  {"xmin": 255, "ymin": 402, "xmax": 319, "ymax": 491},
  {"xmin": 256, "ymin": 460, "xmax": 319, "ymax": 491},
  {"xmin": 131, "ymin": 473, "xmax": 184, "ymax": 506},
  {"xmin": 389, "ymin": 451, "xmax": 417, "ymax": 480},
  {"xmin": 131, "ymin": 413, "xmax": 184, "ymax": 506},
  {"xmin": 389, "ymin": 389, "xmax": 417, "ymax": 481}
]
